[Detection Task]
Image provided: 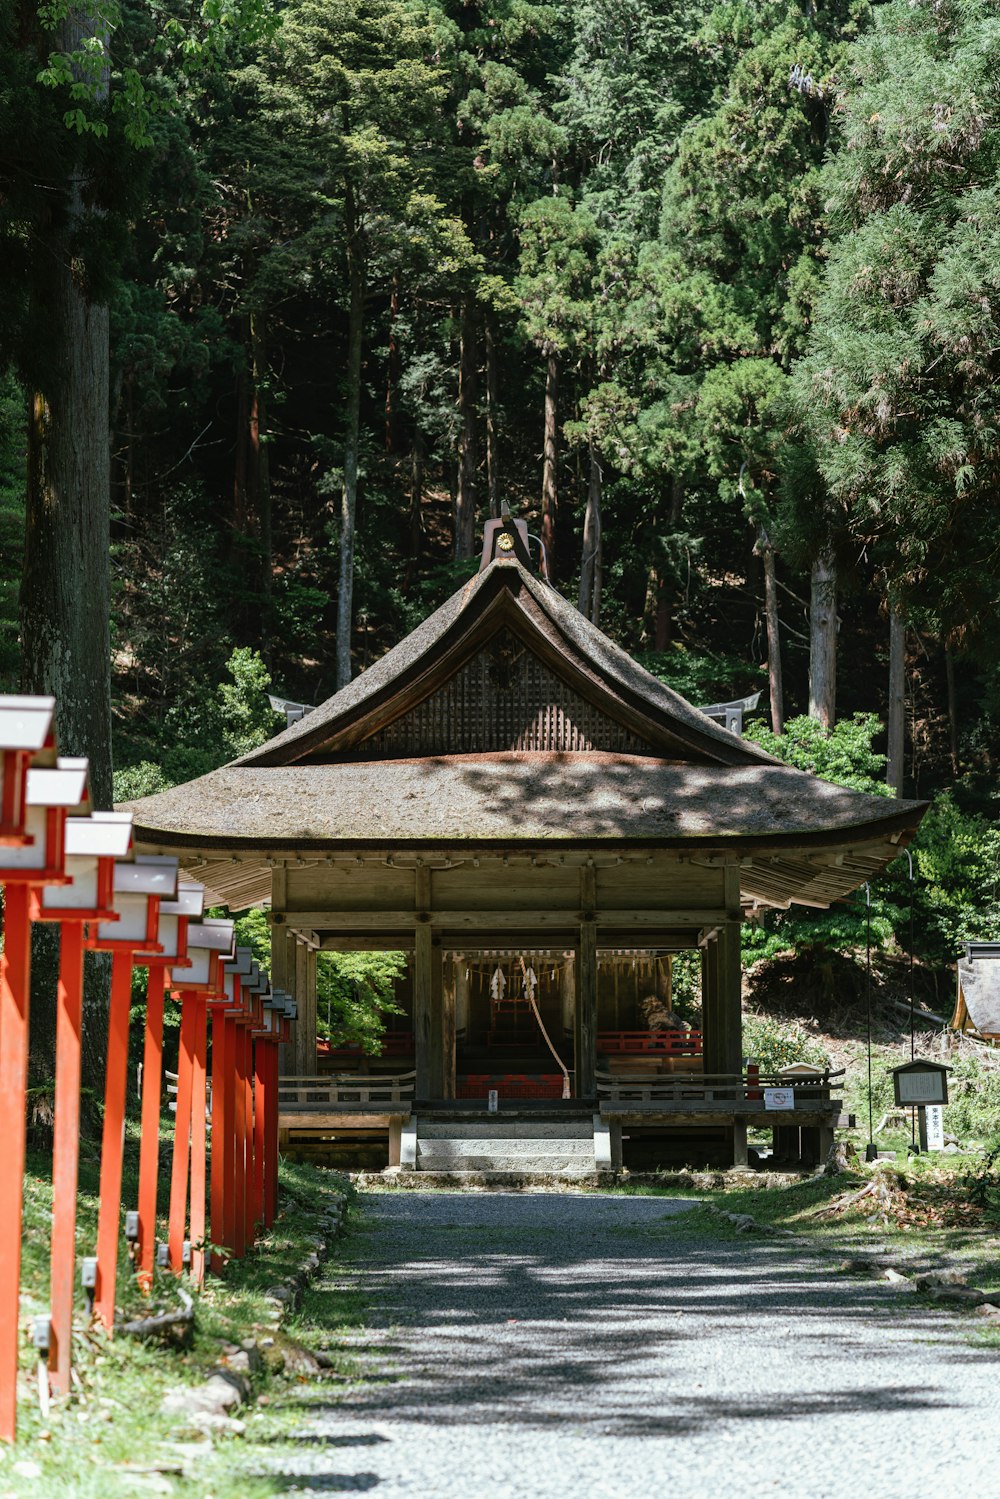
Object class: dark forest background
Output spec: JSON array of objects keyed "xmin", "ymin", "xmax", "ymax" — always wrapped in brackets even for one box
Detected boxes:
[{"xmin": 3, "ymin": 0, "xmax": 1000, "ymax": 996}]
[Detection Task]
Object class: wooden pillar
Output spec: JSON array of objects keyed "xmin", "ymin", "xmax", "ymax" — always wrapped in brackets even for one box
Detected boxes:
[
  {"xmin": 701, "ymin": 937, "xmax": 718, "ymax": 1069},
  {"xmin": 440, "ymin": 947, "xmax": 455, "ymax": 1098},
  {"xmin": 561, "ymin": 952, "xmax": 575, "ymax": 1037},
  {"xmin": 270, "ymin": 915, "xmax": 294, "ymax": 1076},
  {"xmin": 455, "ymin": 956, "xmax": 470, "ymax": 1035},
  {"xmin": 575, "ymin": 922, "xmax": 598, "ymax": 1099},
  {"xmin": 719, "ymin": 919, "xmax": 743, "ymax": 1074},
  {"xmin": 292, "ymin": 940, "xmax": 318, "ymax": 1076},
  {"xmin": 414, "ymin": 922, "xmax": 434, "ymax": 1100}
]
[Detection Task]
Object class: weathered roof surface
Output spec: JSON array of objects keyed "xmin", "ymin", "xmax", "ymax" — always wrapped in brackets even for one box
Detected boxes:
[
  {"xmin": 958, "ymin": 958, "xmax": 1000, "ymax": 1037},
  {"xmin": 235, "ymin": 559, "xmax": 777, "ymax": 768},
  {"xmin": 129, "ymin": 752, "xmax": 921, "ymax": 848},
  {"xmin": 127, "ymin": 553, "xmax": 928, "ymax": 911}
]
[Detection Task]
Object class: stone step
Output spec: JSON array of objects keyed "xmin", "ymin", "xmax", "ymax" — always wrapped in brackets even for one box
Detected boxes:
[
  {"xmin": 417, "ymin": 1137, "xmax": 594, "ymax": 1156},
  {"xmin": 418, "ymin": 1119, "xmax": 593, "ymax": 1140},
  {"xmin": 416, "ymin": 1153, "xmax": 596, "ymax": 1174}
]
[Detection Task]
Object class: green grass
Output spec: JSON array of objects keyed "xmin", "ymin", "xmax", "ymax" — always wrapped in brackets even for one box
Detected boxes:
[{"xmin": 5, "ymin": 1132, "xmax": 364, "ymax": 1497}]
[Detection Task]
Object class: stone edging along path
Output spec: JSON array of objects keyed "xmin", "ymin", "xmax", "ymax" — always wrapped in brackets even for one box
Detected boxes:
[{"xmin": 159, "ymin": 1185, "xmax": 349, "ymax": 1435}]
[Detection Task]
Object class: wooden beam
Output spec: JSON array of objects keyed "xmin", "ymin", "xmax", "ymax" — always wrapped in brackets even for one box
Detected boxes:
[{"xmin": 285, "ymin": 907, "xmax": 729, "ymax": 931}]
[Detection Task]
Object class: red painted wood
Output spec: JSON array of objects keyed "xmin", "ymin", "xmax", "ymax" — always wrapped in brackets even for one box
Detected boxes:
[
  {"xmin": 597, "ymin": 1029, "xmax": 703, "ymax": 1056},
  {"xmin": 221, "ymin": 1012, "xmax": 237, "ymax": 1256},
  {"xmin": 232, "ymin": 1021, "xmax": 247, "ymax": 1258},
  {"xmin": 209, "ymin": 1007, "xmax": 225, "ymax": 1275},
  {"xmin": 189, "ymin": 996, "xmax": 208, "ymax": 1288},
  {"xmin": 243, "ymin": 1027, "xmax": 256, "ymax": 1247},
  {"xmin": 94, "ymin": 950, "xmax": 135, "ymax": 1333},
  {"xmin": 136, "ymin": 964, "xmax": 167, "ymax": 1294},
  {"xmin": 266, "ymin": 1042, "xmax": 280, "ymax": 1226},
  {"xmin": 0, "ymin": 884, "xmax": 32, "ymax": 1439},
  {"xmin": 257, "ymin": 1037, "xmax": 269, "ymax": 1235},
  {"xmin": 167, "ymin": 995, "xmax": 195, "ymax": 1274},
  {"xmin": 49, "ymin": 922, "xmax": 85, "ymax": 1396}
]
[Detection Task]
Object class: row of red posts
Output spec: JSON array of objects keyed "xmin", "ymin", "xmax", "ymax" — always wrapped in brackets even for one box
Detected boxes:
[{"xmin": 0, "ymin": 695, "xmax": 296, "ymax": 1441}]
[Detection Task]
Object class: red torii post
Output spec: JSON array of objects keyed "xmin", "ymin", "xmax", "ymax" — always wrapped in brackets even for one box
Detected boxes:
[
  {"xmin": 136, "ymin": 880, "xmax": 204, "ymax": 1294},
  {"xmin": 258, "ymin": 991, "xmax": 292, "ymax": 1229},
  {"xmin": 31, "ymin": 809, "xmax": 135, "ymax": 1398},
  {"xmin": 167, "ymin": 919, "xmax": 235, "ymax": 1283},
  {"xmin": 89, "ymin": 855, "xmax": 179, "ymax": 1334},
  {"xmin": 213, "ymin": 949, "xmax": 254, "ymax": 1274},
  {"xmin": 0, "ymin": 697, "xmax": 66, "ymax": 1443},
  {"xmin": 0, "ymin": 752, "xmax": 87, "ymax": 1439},
  {"xmin": 240, "ymin": 961, "xmax": 270, "ymax": 1250}
]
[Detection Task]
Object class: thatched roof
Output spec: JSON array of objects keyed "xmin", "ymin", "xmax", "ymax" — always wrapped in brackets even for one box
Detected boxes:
[
  {"xmin": 131, "ymin": 752, "xmax": 920, "ymax": 849},
  {"xmin": 127, "ymin": 554, "xmax": 926, "ymax": 910},
  {"xmin": 957, "ymin": 956, "xmax": 1000, "ymax": 1037},
  {"xmin": 235, "ymin": 559, "xmax": 776, "ymax": 767}
]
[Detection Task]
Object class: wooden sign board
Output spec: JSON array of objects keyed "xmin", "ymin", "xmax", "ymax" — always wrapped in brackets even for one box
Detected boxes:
[{"xmin": 892, "ymin": 1061, "xmax": 949, "ymax": 1107}]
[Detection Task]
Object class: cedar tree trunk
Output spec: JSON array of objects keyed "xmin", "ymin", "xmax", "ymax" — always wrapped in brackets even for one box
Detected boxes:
[
  {"xmin": 577, "ymin": 439, "xmax": 601, "ymax": 619},
  {"xmin": 756, "ymin": 527, "xmax": 784, "ymax": 734},
  {"xmin": 335, "ymin": 181, "xmax": 364, "ymax": 690},
  {"xmin": 455, "ymin": 291, "xmax": 478, "ymax": 559},
  {"xmin": 541, "ymin": 346, "xmax": 558, "ymax": 579},
  {"xmin": 808, "ymin": 546, "xmax": 837, "ymax": 728},
  {"xmin": 22, "ymin": 172, "xmax": 113, "ymax": 1086},
  {"xmin": 485, "ymin": 312, "xmax": 499, "ymax": 519},
  {"xmin": 886, "ymin": 603, "xmax": 906, "ymax": 794}
]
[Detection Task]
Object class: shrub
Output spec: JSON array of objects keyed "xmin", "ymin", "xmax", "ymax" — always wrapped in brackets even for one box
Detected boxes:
[{"xmin": 741, "ymin": 1012, "xmax": 829, "ymax": 1073}]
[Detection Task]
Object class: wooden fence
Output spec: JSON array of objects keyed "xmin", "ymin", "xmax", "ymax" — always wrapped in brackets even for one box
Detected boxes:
[{"xmin": 279, "ymin": 1072, "xmax": 416, "ymax": 1111}]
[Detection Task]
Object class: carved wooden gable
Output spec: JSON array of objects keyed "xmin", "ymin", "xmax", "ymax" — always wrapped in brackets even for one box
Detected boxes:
[{"xmin": 360, "ymin": 629, "xmax": 655, "ymax": 757}]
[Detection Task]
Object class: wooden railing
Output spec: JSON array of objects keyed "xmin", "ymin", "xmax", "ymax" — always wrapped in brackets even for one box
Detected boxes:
[
  {"xmin": 279, "ymin": 1072, "xmax": 415, "ymax": 1111},
  {"xmin": 597, "ymin": 1068, "xmax": 844, "ymax": 1110},
  {"xmin": 597, "ymin": 1029, "xmax": 703, "ymax": 1056}
]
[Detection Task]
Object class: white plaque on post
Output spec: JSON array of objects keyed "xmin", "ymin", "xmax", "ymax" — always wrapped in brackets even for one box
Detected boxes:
[
  {"xmin": 924, "ymin": 1104, "xmax": 945, "ymax": 1151},
  {"xmin": 764, "ymin": 1087, "xmax": 795, "ymax": 1111}
]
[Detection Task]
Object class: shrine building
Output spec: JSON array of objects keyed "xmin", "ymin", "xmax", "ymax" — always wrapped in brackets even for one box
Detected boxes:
[{"xmin": 128, "ymin": 516, "xmax": 926, "ymax": 1175}]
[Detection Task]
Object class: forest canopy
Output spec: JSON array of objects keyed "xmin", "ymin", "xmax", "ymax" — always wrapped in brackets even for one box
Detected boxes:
[{"xmin": 3, "ymin": 0, "xmax": 1000, "ymax": 992}]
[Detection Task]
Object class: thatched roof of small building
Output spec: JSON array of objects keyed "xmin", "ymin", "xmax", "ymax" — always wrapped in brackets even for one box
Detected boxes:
[{"xmin": 956, "ymin": 956, "xmax": 1000, "ymax": 1038}]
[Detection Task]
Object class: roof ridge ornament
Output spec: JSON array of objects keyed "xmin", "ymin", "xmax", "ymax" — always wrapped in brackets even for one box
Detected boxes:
[{"xmin": 480, "ymin": 502, "xmax": 532, "ymax": 572}]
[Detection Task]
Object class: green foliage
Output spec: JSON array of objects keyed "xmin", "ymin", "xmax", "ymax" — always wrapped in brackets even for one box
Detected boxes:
[
  {"xmin": 744, "ymin": 713, "xmax": 901, "ymax": 955},
  {"xmin": 741, "ymin": 1012, "xmax": 829, "ymax": 1074},
  {"xmin": 112, "ymin": 759, "xmax": 173, "ymax": 802},
  {"xmin": 216, "ymin": 645, "xmax": 281, "ymax": 757},
  {"xmin": 905, "ymin": 790, "xmax": 1000, "ymax": 965},
  {"xmin": 746, "ymin": 713, "xmax": 891, "ymax": 796},
  {"xmin": 947, "ymin": 1053, "xmax": 1000, "ymax": 1148},
  {"xmin": 316, "ymin": 950, "xmax": 407, "ymax": 1053},
  {"xmin": 640, "ymin": 645, "xmax": 765, "ymax": 708}
]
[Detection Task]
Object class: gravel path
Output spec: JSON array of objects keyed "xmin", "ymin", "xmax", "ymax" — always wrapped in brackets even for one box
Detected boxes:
[{"xmin": 268, "ymin": 1191, "xmax": 999, "ymax": 1498}]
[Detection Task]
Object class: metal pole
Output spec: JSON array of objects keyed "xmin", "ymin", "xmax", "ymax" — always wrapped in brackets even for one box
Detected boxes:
[
  {"xmin": 905, "ymin": 849, "xmax": 917, "ymax": 1152},
  {"xmin": 136, "ymin": 963, "xmax": 167, "ymax": 1293},
  {"xmin": 864, "ymin": 884, "xmax": 878, "ymax": 1163},
  {"xmin": 95, "ymin": 950, "xmax": 137, "ymax": 1332},
  {"xmin": 49, "ymin": 922, "xmax": 85, "ymax": 1395},
  {"xmin": 0, "ymin": 885, "xmax": 32, "ymax": 1439}
]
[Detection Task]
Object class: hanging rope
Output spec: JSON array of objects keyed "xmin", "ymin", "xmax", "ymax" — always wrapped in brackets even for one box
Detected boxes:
[{"xmin": 518, "ymin": 954, "xmax": 571, "ymax": 1099}]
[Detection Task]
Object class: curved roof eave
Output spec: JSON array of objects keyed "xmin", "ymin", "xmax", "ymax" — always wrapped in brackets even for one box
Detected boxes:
[{"xmin": 234, "ymin": 560, "xmax": 777, "ymax": 769}]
